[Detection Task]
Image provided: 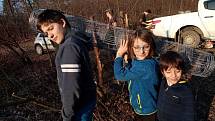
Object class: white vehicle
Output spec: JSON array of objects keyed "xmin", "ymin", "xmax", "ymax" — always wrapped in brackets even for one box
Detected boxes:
[
  {"xmin": 34, "ymin": 33, "xmax": 55, "ymax": 55},
  {"xmin": 151, "ymin": 0, "xmax": 215, "ymax": 47}
]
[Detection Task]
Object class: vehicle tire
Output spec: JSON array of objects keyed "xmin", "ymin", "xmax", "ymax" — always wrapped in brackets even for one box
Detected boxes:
[
  {"xmin": 35, "ymin": 45, "xmax": 44, "ymax": 55},
  {"xmin": 179, "ymin": 29, "xmax": 201, "ymax": 48}
]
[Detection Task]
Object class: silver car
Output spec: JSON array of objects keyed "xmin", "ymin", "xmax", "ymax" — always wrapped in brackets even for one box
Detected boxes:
[{"xmin": 34, "ymin": 33, "xmax": 55, "ymax": 55}]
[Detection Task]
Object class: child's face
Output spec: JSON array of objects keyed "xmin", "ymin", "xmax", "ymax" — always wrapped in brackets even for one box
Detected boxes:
[
  {"xmin": 162, "ymin": 67, "xmax": 182, "ymax": 86},
  {"xmin": 41, "ymin": 19, "xmax": 66, "ymax": 44},
  {"xmin": 106, "ymin": 12, "xmax": 112, "ymax": 18},
  {"xmin": 132, "ymin": 38, "xmax": 150, "ymax": 60}
]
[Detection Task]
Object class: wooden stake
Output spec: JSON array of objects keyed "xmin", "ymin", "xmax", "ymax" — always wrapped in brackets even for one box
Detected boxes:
[
  {"xmin": 124, "ymin": 14, "xmax": 129, "ymax": 63},
  {"xmin": 91, "ymin": 17, "xmax": 103, "ymax": 85}
]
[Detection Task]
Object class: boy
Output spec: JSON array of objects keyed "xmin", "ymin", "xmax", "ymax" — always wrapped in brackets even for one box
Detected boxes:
[
  {"xmin": 157, "ymin": 51, "xmax": 195, "ymax": 121},
  {"xmin": 36, "ymin": 9, "xmax": 96, "ymax": 121}
]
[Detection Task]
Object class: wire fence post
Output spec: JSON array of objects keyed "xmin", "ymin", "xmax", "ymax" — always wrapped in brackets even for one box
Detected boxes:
[
  {"xmin": 124, "ymin": 14, "xmax": 129, "ymax": 62},
  {"xmin": 91, "ymin": 17, "xmax": 103, "ymax": 85}
]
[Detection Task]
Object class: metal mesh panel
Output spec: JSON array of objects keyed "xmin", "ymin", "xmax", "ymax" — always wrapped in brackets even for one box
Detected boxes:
[
  {"xmin": 29, "ymin": 10, "xmax": 215, "ymax": 77},
  {"xmin": 68, "ymin": 15, "xmax": 215, "ymax": 77},
  {"xmin": 155, "ymin": 39, "xmax": 215, "ymax": 77}
]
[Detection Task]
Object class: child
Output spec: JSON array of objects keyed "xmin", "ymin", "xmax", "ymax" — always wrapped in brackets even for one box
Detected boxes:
[
  {"xmin": 105, "ymin": 9, "xmax": 117, "ymax": 27},
  {"xmin": 114, "ymin": 30, "xmax": 161, "ymax": 120},
  {"xmin": 36, "ymin": 9, "xmax": 96, "ymax": 121},
  {"xmin": 139, "ymin": 9, "xmax": 152, "ymax": 29},
  {"xmin": 157, "ymin": 51, "xmax": 195, "ymax": 121}
]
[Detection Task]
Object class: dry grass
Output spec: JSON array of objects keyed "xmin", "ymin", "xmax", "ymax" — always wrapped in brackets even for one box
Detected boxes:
[{"xmin": 0, "ymin": 40, "xmax": 215, "ymax": 121}]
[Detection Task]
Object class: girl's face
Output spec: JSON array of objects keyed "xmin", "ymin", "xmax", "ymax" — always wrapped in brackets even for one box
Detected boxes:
[
  {"xmin": 162, "ymin": 67, "xmax": 182, "ymax": 86},
  {"xmin": 132, "ymin": 38, "xmax": 150, "ymax": 60},
  {"xmin": 41, "ymin": 19, "xmax": 66, "ymax": 44}
]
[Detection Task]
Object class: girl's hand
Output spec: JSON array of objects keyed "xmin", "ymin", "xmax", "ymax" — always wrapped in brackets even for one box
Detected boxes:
[{"xmin": 116, "ymin": 39, "xmax": 128, "ymax": 58}]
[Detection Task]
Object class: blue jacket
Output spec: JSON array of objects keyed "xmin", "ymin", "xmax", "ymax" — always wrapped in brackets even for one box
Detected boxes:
[
  {"xmin": 157, "ymin": 80, "xmax": 195, "ymax": 121},
  {"xmin": 114, "ymin": 57, "xmax": 161, "ymax": 115},
  {"xmin": 55, "ymin": 29, "xmax": 96, "ymax": 121}
]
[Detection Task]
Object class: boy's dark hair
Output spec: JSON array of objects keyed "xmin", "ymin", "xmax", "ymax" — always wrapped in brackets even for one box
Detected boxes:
[
  {"xmin": 105, "ymin": 8, "xmax": 113, "ymax": 14},
  {"xmin": 159, "ymin": 51, "xmax": 186, "ymax": 74},
  {"xmin": 145, "ymin": 9, "xmax": 152, "ymax": 13},
  {"xmin": 128, "ymin": 29, "xmax": 156, "ymax": 59},
  {"xmin": 36, "ymin": 9, "xmax": 71, "ymax": 32}
]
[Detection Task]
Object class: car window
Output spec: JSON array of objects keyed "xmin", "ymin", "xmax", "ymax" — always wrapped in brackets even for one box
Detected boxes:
[{"xmin": 204, "ymin": 0, "xmax": 215, "ymax": 10}]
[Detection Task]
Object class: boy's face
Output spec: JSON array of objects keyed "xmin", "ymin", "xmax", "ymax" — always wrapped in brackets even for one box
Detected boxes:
[
  {"xmin": 41, "ymin": 19, "xmax": 66, "ymax": 44},
  {"xmin": 162, "ymin": 67, "xmax": 182, "ymax": 86}
]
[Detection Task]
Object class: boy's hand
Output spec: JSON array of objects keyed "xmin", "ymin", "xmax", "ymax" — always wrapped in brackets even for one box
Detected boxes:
[{"xmin": 116, "ymin": 39, "xmax": 128, "ymax": 58}]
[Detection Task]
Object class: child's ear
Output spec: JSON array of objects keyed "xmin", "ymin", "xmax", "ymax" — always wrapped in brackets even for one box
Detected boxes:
[
  {"xmin": 61, "ymin": 19, "xmax": 66, "ymax": 28},
  {"xmin": 160, "ymin": 70, "xmax": 164, "ymax": 75}
]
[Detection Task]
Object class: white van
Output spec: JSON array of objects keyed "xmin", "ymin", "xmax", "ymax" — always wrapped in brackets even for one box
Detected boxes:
[{"xmin": 34, "ymin": 33, "xmax": 55, "ymax": 55}]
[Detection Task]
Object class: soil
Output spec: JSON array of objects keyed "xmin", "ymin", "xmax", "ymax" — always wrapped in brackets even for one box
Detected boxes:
[{"xmin": 0, "ymin": 40, "xmax": 215, "ymax": 121}]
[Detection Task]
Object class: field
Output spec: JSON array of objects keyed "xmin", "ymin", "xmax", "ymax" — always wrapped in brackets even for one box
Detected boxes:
[{"xmin": 0, "ymin": 40, "xmax": 215, "ymax": 121}]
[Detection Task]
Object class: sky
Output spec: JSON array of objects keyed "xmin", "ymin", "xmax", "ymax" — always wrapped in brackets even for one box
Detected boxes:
[{"xmin": 0, "ymin": 0, "xmax": 3, "ymax": 14}]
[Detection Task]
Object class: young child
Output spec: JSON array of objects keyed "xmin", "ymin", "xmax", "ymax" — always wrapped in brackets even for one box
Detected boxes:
[
  {"xmin": 114, "ymin": 30, "xmax": 161, "ymax": 120},
  {"xmin": 36, "ymin": 9, "xmax": 96, "ymax": 121},
  {"xmin": 157, "ymin": 51, "xmax": 195, "ymax": 121},
  {"xmin": 105, "ymin": 9, "xmax": 117, "ymax": 27},
  {"xmin": 139, "ymin": 9, "xmax": 152, "ymax": 29}
]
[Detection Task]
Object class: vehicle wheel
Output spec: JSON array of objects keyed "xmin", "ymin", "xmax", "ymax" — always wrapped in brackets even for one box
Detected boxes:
[
  {"xmin": 179, "ymin": 29, "xmax": 201, "ymax": 48},
  {"xmin": 35, "ymin": 45, "xmax": 44, "ymax": 55}
]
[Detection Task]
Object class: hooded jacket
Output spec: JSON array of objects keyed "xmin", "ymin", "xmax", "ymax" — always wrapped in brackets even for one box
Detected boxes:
[
  {"xmin": 157, "ymin": 80, "xmax": 195, "ymax": 121},
  {"xmin": 55, "ymin": 29, "xmax": 96, "ymax": 120}
]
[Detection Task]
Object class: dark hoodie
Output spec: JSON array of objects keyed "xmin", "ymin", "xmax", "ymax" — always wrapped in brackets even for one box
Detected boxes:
[
  {"xmin": 55, "ymin": 28, "xmax": 96, "ymax": 121},
  {"xmin": 157, "ymin": 80, "xmax": 195, "ymax": 121}
]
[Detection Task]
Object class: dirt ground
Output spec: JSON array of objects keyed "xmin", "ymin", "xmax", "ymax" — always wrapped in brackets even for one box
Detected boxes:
[{"xmin": 0, "ymin": 40, "xmax": 215, "ymax": 121}]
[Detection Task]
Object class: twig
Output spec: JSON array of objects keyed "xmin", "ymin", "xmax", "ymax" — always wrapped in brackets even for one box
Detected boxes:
[
  {"xmin": 0, "ymin": 68, "xmax": 24, "ymax": 89},
  {"xmin": 0, "ymin": 98, "xmax": 32, "ymax": 108},
  {"xmin": 97, "ymin": 98, "xmax": 118, "ymax": 121},
  {"xmin": 93, "ymin": 113, "xmax": 100, "ymax": 121},
  {"xmin": 12, "ymin": 93, "xmax": 60, "ymax": 112}
]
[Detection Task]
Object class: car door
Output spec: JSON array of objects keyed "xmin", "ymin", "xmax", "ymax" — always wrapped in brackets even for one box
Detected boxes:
[{"xmin": 199, "ymin": 0, "xmax": 215, "ymax": 38}]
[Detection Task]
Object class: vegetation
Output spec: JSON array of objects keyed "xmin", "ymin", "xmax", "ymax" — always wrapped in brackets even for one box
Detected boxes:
[{"xmin": 0, "ymin": 0, "xmax": 215, "ymax": 121}]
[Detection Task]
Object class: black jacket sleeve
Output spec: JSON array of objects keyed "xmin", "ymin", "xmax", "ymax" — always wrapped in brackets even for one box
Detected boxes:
[{"xmin": 59, "ymin": 43, "xmax": 81, "ymax": 121}]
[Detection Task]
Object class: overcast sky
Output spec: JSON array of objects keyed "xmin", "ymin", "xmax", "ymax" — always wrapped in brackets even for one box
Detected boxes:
[{"xmin": 0, "ymin": 0, "xmax": 3, "ymax": 14}]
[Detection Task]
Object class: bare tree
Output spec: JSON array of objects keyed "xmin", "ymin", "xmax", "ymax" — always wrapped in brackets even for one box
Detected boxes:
[{"xmin": 0, "ymin": 0, "xmax": 32, "ymax": 64}]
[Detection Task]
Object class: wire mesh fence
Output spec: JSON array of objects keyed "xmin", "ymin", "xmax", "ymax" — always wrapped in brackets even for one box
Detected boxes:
[
  {"xmin": 155, "ymin": 39, "xmax": 215, "ymax": 77},
  {"xmin": 29, "ymin": 10, "xmax": 215, "ymax": 77}
]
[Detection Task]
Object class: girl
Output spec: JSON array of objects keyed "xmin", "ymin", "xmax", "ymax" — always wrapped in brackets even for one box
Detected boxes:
[
  {"xmin": 114, "ymin": 30, "xmax": 161, "ymax": 121},
  {"xmin": 157, "ymin": 51, "xmax": 195, "ymax": 121}
]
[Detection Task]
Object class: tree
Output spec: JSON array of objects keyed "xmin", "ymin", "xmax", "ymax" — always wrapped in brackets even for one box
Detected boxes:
[{"xmin": 0, "ymin": 0, "xmax": 32, "ymax": 64}]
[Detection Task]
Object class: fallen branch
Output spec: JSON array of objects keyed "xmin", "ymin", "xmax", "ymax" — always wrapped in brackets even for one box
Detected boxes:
[
  {"xmin": 12, "ymin": 93, "xmax": 60, "ymax": 112},
  {"xmin": 97, "ymin": 98, "xmax": 118, "ymax": 121},
  {"xmin": 0, "ymin": 68, "xmax": 24, "ymax": 89}
]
